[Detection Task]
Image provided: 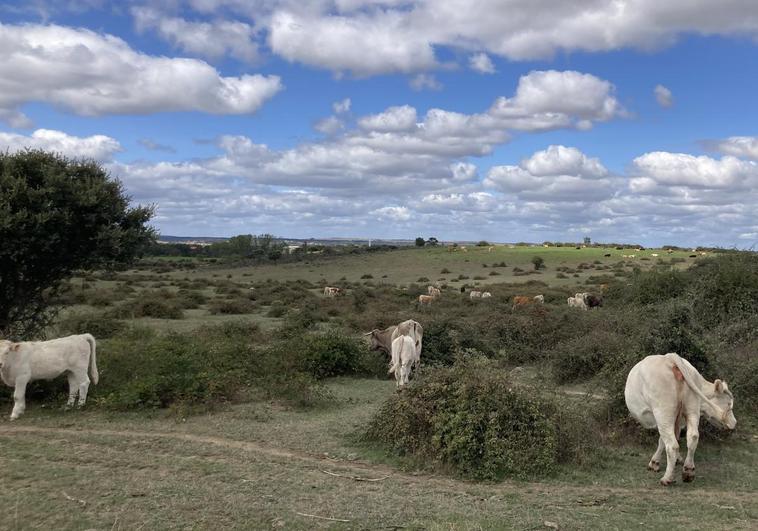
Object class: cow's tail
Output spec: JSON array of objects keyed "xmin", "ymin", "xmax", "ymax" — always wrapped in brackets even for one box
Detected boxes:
[
  {"xmin": 85, "ymin": 334, "xmax": 98, "ymax": 385},
  {"xmin": 665, "ymin": 353, "xmax": 717, "ymax": 411}
]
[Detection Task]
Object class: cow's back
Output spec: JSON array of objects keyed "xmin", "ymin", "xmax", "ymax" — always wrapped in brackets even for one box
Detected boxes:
[
  {"xmin": 28, "ymin": 334, "xmax": 92, "ymax": 380},
  {"xmin": 625, "ymin": 355, "xmax": 683, "ymax": 429}
]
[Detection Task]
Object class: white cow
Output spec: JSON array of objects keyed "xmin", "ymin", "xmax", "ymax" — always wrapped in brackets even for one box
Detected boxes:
[
  {"xmin": 625, "ymin": 353, "xmax": 736, "ymax": 485},
  {"xmin": 366, "ymin": 320, "xmax": 423, "ymax": 361},
  {"xmin": 567, "ymin": 295, "xmax": 588, "ymax": 310},
  {"xmin": 0, "ymin": 334, "xmax": 98, "ymax": 420},
  {"xmin": 427, "ymin": 286, "xmax": 441, "ymax": 297},
  {"xmin": 389, "ymin": 334, "xmax": 420, "ymax": 388},
  {"xmin": 533, "ymin": 294, "xmax": 545, "ymax": 303},
  {"xmin": 481, "ymin": 292, "xmax": 492, "ymax": 298},
  {"xmin": 469, "ymin": 290, "xmax": 482, "ymax": 299}
]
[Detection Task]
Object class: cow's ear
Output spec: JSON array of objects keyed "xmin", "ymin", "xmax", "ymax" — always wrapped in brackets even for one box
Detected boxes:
[{"xmin": 714, "ymin": 379, "xmax": 723, "ymax": 393}]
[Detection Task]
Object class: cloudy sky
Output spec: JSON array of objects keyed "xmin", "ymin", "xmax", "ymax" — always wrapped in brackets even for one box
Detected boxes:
[{"xmin": 2, "ymin": 1, "xmax": 758, "ymax": 246}]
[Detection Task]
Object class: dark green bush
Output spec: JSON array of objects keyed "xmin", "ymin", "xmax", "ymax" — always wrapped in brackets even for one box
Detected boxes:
[
  {"xmin": 364, "ymin": 358, "xmax": 597, "ymax": 480},
  {"xmin": 209, "ymin": 298, "xmax": 257, "ymax": 315},
  {"xmin": 58, "ymin": 311, "xmax": 125, "ymax": 339},
  {"xmin": 107, "ymin": 296, "xmax": 184, "ymax": 319},
  {"xmin": 97, "ymin": 322, "xmax": 259, "ymax": 409}
]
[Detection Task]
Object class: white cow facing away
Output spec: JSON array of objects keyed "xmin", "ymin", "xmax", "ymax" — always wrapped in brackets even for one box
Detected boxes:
[
  {"xmin": 625, "ymin": 353, "xmax": 736, "ymax": 486},
  {"xmin": 469, "ymin": 290, "xmax": 482, "ymax": 299},
  {"xmin": 427, "ymin": 286, "xmax": 441, "ymax": 297},
  {"xmin": 366, "ymin": 320, "xmax": 423, "ymax": 361},
  {"xmin": 533, "ymin": 294, "xmax": 544, "ymax": 303},
  {"xmin": 389, "ymin": 334, "xmax": 420, "ymax": 387},
  {"xmin": 481, "ymin": 292, "xmax": 492, "ymax": 298},
  {"xmin": 0, "ymin": 334, "xmax": 98, "ymax": 420}
]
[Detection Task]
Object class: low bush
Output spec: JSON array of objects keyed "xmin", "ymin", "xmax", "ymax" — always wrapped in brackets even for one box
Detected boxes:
[
  {"xmin": 107, "ymin": 296, "xmax": 184, "ymax": 319},
  {"xmin": 364, "ymin": 357, "xmax": 599, "ymax": 480},
  {"xmin": 97, "ymin": 322, "xmax": 259, "ymax": 410},
  {"xmin": 209, "ymin": 298, "xmax": 257, "ymax": 315},
  {"xmin": 58, "ymin": 311, "xmax": 125, "ymax": 339}
]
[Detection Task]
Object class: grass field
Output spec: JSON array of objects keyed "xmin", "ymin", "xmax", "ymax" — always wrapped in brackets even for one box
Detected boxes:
[
  {"xmin": 169, "ymin": 245, "xmax": 699, "ymax": 287},
  {"xmin": 1, "ymin": 245, "xmax": 755, "ymax": 530},
  {"xmin": 2, "ymin": 377, "xmax": 757, "ymax": 530}
]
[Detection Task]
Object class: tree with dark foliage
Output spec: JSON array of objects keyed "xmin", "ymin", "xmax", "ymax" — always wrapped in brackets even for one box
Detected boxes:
[{"xmin": 0, "ymin": 150, "xmax": 155, "ymax": 338}]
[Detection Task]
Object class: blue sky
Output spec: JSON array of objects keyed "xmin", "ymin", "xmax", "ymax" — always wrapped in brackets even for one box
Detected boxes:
[{"xmin": 1, "ymin": 1, "xmax": 758, "ymax": 247}]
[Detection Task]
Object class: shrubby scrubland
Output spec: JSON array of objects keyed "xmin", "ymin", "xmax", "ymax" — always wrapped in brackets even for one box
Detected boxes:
[{"xmin": 2, "ymin": 251, "xmax": 756, "ymax": 480}]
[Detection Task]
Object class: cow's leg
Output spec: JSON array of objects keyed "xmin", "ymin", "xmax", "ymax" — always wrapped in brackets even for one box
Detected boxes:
[
  {"xmin": 401, "ymin": 361, "xmax": 411, "ymax": 386},
  {"xmin": 77, "ymin": 372, "xmax": 91, "ymax": 408},
  {"xmin": 682, "ymin": 414, "xmax": 699, "ymax": 483},
  {"xmin": 648, "ymin": 437, "xmax": 665, "ymax": 472},
  {"xmin": 66, "ymin": 372, "xmax": 79, "ymax": 409},
  {"xmin": 658, "ymin": 425, "xmax": 680, "ymax": 486},
  {"xmin": 10, "ymin": 375, "xmax": 30, "ymax": 420}
]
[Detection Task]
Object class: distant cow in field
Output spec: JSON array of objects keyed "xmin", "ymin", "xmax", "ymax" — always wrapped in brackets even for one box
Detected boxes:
[
  {"xmin": 469, "ymin": 290, "xmax": 482, "ymax": 299},
  {"xmin": 0, "ymin": 334, "xmax": 98, "ymax": 420},
  {"xmin": 652, "ymin": 253, "xmax": 659, "ymax": 257},
  {"xmin": 418, "ymin": 294, "xmax": 434, "ymax": 306},
  {"xmin": 583, "ymin": 293, "xmax": 603, "ymax": 309},
  {"xmin": 604, "ymin": 253, "xmax": 612, "ymax": 257},
  {"xmin": 568, "ymin": 295, "xmax": 588, "ymax": 310},
  {"xmin": 323, "ymin": 286, "xmax": 343, "ymax": 297},
  {"xmin": 533, "ymin": 294, "xmax": 544, "ymax": 303},
  {"xmin": 427, "ymin": 286, "xmax": 441, "ymax": 297},
  {"xmin": 488, "ymin": 246, "xmax": 494, "ymax": 253},
  {"xmin": 625, "ymin": 353, "xmax": 736, "ymax": 485},
  {"xmin": 512, "ymin": 295, "xmax": 532, "ymax": 307},
  {"xmin": 481, "ymin": 292, "xmax": 492, "ymax": 298}
]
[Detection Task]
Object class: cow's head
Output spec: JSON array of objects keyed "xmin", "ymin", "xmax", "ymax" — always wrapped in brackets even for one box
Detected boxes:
[
  {"xmin": 364, "ymin": 330, "xmax": 386, "ymax": 353},
  {"xmin": 704, "ymin": 379, "xmax": 737, "ymax": 430}
]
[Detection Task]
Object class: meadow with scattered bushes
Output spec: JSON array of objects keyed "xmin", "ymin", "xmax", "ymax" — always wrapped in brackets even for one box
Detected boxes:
[{"xmin": 2, "ymin": 245, "xmax": 757, "ymax": 529}]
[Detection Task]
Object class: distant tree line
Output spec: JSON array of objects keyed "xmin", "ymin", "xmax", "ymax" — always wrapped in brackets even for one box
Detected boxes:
[{"xmin": 144, "ymin": 234, "xmax": 401, "ymax": 264}]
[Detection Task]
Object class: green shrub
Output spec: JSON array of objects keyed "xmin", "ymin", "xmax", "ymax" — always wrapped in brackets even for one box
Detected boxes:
[
  {"xmin": 58, "ymin": 311, "xmax": 124, "ymax": 339},
  {"xmin": 364, "ymin": 358, "xmax": 597, "ymax": 480},
  {"xmin": 97, "ymin": 322, "xmax": 259, "ymax": 410},
  {"xmin": 440, "ymin": 268, "xmax": 451, "ymax": 274},
  {"xmin": 209, "ymin": 298, "xmax": 257, "ymax": 315},
  {"xmin": 107, "ymin": 296, "xmax": 184, "ymax": 319},
  {"xmin": 360, "ymin": 274, "xmax": 374, "ymax": 279},
  {"xmin": 417, "ymin": 277, "xmax": 430, "ymax": 282}
]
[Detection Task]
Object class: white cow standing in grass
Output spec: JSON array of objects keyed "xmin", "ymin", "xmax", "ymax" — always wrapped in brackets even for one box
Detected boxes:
[
  {"xmin": 625, "ymin": 353, "xmax": 736, "ymax": 485},
  {"xmin": 0, "ymin": 334, "xmax": 98, "ymax": 420},
  {"xmin": 389, "ymin": 334, "xmax": 419, "ymax": 388}
]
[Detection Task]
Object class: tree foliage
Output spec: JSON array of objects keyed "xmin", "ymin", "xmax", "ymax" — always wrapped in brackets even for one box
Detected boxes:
[
  {"xmin": 0, "ymin": 150, "xmax": 155, "ymax": 338},
  {"xmin": 415, "ymin": 237, "xmax": 426, "ymax": 247}
]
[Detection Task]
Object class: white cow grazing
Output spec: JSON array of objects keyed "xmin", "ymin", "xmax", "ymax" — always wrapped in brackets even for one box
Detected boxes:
[
  {"xmin": 567, "ymin": 295, "xmax": 588, "ymax": 310},
  {"xmin": 389, "ymin": 334, "xmax": 419, "ymax": 387},
  {"xmin": 481, "ymin": 292, "xmax": 492, "ymax": 298},
  {"xmin": 533, "ymin": 294, "xmax": 544, "ymax": 303},
  {"xmin": 0, "ymin": 334, "xmax": 98, "ymax": 420},
  {"xmin": 469, "ymin": 290, "xmax": 482, "ymax": 299},
  {"xmin": 625, "ymin": 353, "xmax": 736, "ymax": 486}
]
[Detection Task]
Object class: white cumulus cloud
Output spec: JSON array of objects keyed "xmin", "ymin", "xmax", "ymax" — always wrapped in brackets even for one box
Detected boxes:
[
  {"xmin": 0, "ymin": 22, "xmax": 282, "ymax": 125},
  {"xmin": 469, "ymin": 52, "xmax": 495, "ymax": 74},
  {"xmin": 0, "ymin": 128, "xmax": 122, "ymax": 161}
]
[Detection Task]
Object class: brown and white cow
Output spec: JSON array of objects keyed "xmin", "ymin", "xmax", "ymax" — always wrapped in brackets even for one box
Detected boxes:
[
  {"xmin": 323, "ymin": 286, "xmax": 343, "ymax": 297},
  {"xmin": 625, "ymin": 353, "xmax": 736, "ymax": 485},
  {"xmin": 427, "ymin": 286, "xmax": 441, "ymax": 298}
]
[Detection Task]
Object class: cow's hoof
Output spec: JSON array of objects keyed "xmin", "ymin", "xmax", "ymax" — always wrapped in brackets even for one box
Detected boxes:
[
  {"xmin": 647, "ymin": 461, "xmax": 660, "ymax": 472},
  {"xmin": 682, "ymin": 467, "xmax": 695, "ymax": 482},
  {"xmin": 660, "ymin": 478, "xmax": 674, "ymax": 486}
]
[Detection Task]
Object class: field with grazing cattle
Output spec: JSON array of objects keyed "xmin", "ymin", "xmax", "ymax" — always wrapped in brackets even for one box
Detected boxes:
[{"xmin": 2, "ymin": 245, "xmax": 757, "ymax": 530}]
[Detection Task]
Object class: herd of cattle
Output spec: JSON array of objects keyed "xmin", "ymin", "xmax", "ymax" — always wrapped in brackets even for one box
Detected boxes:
[{"xmin": 0, "ymin": 296, "xmax": 739, "ymax": 486}]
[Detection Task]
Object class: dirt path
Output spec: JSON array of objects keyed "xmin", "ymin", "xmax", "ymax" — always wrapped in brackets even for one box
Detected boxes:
[{"xmin": 4, "ymin": 424, "xmax": 756, "ymax": 502}]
